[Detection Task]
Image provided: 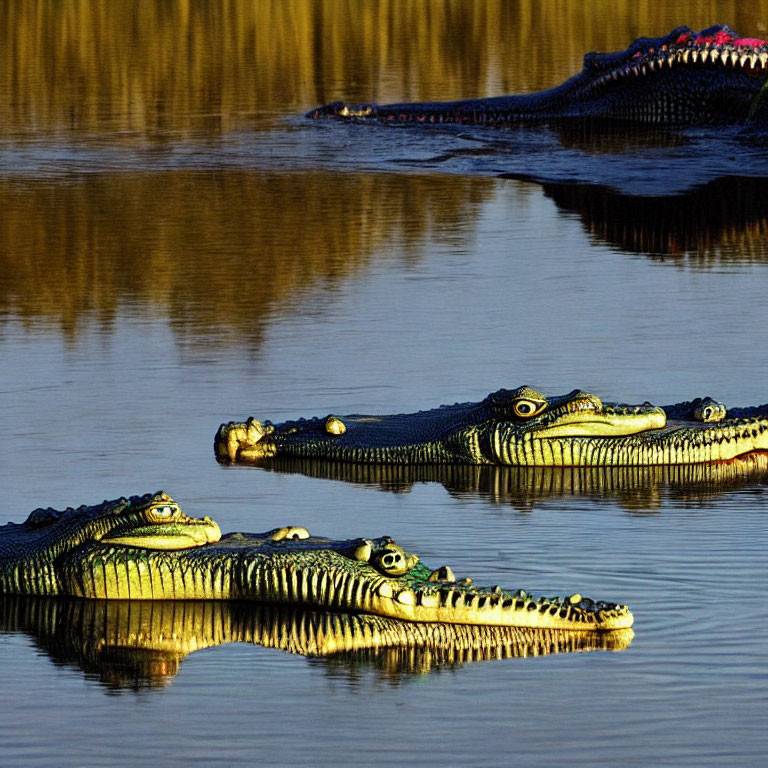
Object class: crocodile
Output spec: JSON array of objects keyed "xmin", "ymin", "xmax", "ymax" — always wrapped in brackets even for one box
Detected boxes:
[
  {"xmin": 307, "ymin": 26, "xmax": 768, "ymax": 127},
  {"xmin": 0, "ymin": 597, "xmax": 633, "ymax": 689},
  {"xmin": 0, "ymin": 491, "xmax": 632, "ymax": 630},
  {"xmin": 215, "ymin": 386, "xmax": 768, "ymax": 467}
]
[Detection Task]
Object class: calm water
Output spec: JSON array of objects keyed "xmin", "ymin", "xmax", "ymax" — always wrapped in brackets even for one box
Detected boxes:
[{"xmin": 2, "ymin": 2, "xmax": 768, "ymax": 766}]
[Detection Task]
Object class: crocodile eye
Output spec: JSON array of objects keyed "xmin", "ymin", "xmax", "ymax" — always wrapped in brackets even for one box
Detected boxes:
[
  {"xmin": 702, "ymin": 407, "xmax": 713, "ymax": 420},
  {"xmin": 148, "ymin": 504, "xmax": 180, "ymax": 522},
  {"xmin": 513, "ymin": 398, "xmax": 544, "ymax": 419}
]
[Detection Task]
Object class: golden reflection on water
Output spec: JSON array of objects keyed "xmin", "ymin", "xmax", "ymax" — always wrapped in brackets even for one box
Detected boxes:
[
  {"xmin": 0, "ymin": 172, "xmax": 491, "ymax": 338},
  {"xmin": 3, "ymin": 0, "xmax": 768, "ymax": 136},
  {"xmin": 0, "ymin": 597, "xmax": 632, "ymax": 689},
  {"xmin": 255, "ymin": 452, "xmax": 768, "ymax": 513}
]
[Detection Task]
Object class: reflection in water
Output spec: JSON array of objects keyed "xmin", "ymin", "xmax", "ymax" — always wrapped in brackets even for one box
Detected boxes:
[
  {"xmin": 251, "ymin": 453, "xmax": 768, "ymax": 512},
  {"xmin": 5, "ymin": 169, "xmax": 768, "ymax": 343},
  {"xmin": 0, "ymin": 172, "xmax": 488, "ymax": 339},
  {"xmin": 0, "ymin": 597, "xmax": 631, "ymax": 690},
  {"xmin": 535, "ymin": 176, "xmax": 768, "ymax": 262},
  {"xmin": 4, "ymin": 0, "xmax": 768, "ymax": 137}
]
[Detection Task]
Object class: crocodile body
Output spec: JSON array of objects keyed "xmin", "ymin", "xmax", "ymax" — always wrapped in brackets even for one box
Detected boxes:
[
  {"xmin": 0, "ymin": 492, "xmax": 632, "ymax": 631},
  {"xmin": 215, "ymin": 386, "xmax": 768, "ymax": 467},
  {"xmin": 307, "ymin": 26, "xmax": 768, "ymax": 127}
]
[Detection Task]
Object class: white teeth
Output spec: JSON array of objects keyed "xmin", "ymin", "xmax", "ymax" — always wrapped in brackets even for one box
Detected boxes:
[
  {"xmin": 692, "ymin": 51, "xmax": 699, "ymax": 63},
  {"xmin": 761, "ymin": 52, "xmax": 768, "ymax": 67},
  {"xmin": 376, "ymin": 581, "xmax": 393, "ymax": 598},
  {"xmin": 667, "ymin": 54, "xmax": 675, "ymax": 66},
  {"xmin": 750, "ymin": 53, "xmax": 758, "ymax": 67},
  {"xmin": 396, "ymin": 590, "xmax": 415, "ymax": 605},
  {"xmin": 741, "ymin": 54, "xmax": 750, "ymax": 67},
  {"xmin": 683, "ymin": 49, "xmax": 690, "ymax": 63},
  {"xmin": 710, "ymin": 49, "xmax": 719, "ymax": 63},
  {"xmin": 418, "ymin": 592, "xmax": 439, "ymax": 608},
  {"xmin": 702, "ymin": 50, "xmax": 710, "ymax": 62},
  {"xmin": 649, "ymin": 60, "xmax": 655, "ymax": 71},
  {"xmin": 731, "ymin": 51, "xmax": 738, "ymax": 66}
]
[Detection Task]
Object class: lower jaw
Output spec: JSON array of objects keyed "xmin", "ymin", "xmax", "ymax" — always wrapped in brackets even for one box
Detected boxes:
[{"xmin": 510, "ymin": 438, "xmax": 763, "ymax": 467}]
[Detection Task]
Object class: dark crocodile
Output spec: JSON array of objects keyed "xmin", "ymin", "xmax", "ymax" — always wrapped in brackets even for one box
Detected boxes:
[
  {"xmin": 307, "ymin": 26, "xmax": 768, "ymax": 127},
  {"xmin": 0, "ymin": 492, "xmax": 632, "ymax": 630},
  {"xmin": 0, "ymin": 597, "xmax": 633, "ymax": 689},
  {"xmin": 215, "ymin": 386, "xmax": 768, "ymax": 466}
]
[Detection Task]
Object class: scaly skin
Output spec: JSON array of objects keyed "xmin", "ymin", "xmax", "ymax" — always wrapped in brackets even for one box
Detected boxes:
[
  {"xmin": 0, "ymin": 597, "xmax": 633, "ymax": 688},
  {"xmin": 0, "ymin": 492, "xmax": 632, "ymax": 631},
  {"xmin": 307, "ymin": 26, "xmax": 768, "ymax": 127},
  {"xmin": 215, "ymin": 386, "xmax": 768, "ymax": 467}
]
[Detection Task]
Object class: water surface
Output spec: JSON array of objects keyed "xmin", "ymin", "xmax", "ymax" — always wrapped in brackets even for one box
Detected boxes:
[{"xmin": 2, "ymin": 2, "xmax": 768, "ymax": 766}]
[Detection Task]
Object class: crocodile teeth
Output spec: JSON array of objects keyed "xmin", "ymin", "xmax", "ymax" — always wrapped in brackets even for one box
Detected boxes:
[
  {"xmin": 731, "ymin": 51, "xmax": 739, "ymax": 66},
  {"xmin": 376, "ymin": 581, "xmax": 393, "ymax": 598},
  {"xmin": 667, "ymin": 54, "xmax": 675, "ymax": 66},
  {"xmin": 761, "ymin": 52, "xmax": 768, "ymax": 67},
  {"xmin": 396, "ymin": 589, "xmax": 415, "ymax": 605},
  {"xmin": 702, "ymin": 50, "xmax": 710, "ymax": 63},
  {"xmin": 710, "ymin": 49, "xmax": 719, "ymax": 63},
  {"xmin": 692, "ymin": 51, "xmax": 699, "ymax": 63},
  {"xmin": 418, "ymin": 592, "xmax": 439, "ymax": 608},
  {"xmin": 750, "ymin": 53, "xmax": 758, "ymax": 67},
  {"xmin": 683, "ymin": 49, "xmax": 690, "ymax": 63},
  {"xmin": 649, "ymin": 60, "xmax": 655, "ymax": 71}
]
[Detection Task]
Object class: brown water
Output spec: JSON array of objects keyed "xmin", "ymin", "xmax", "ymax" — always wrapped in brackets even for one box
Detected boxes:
[{"xmin": 2, "ymin": 3, "xmax": 768, "ymax": 766}]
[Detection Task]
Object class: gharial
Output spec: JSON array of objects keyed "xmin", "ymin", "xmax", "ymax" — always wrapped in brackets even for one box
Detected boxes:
[
  {"xmin": 0, "ymin": 491, "xmax": 632, "ymax": 631},
  {"xmin": 306, "ymin": 26, "xmax": 768, "ymax": 127},
  {"xmin": 215, "ymin": 387, "xmax": 768, "ymax": 467}
]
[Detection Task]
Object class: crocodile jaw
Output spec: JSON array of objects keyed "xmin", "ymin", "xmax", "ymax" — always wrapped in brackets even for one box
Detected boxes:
[
  {"xmin": 533, "ymin": 409, "xmax": 667, "ymax": 438},
  {"xmin": 364, "ymin": 586, "xmax": 633, "ymax": 631}
]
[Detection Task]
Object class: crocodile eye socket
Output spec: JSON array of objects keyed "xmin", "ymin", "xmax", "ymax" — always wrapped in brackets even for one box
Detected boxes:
[
  {"xmin": 512, "ymin": 398, "xmax": 544, "ymax": 419},
  {"xmin": 148, "ymin": 504, "xmax": 180, "ymax": 522}
]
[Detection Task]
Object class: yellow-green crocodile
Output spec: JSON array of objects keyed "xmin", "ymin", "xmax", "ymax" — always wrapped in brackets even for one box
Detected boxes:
[
  {"xmin": 215, "ymin": 386, "xmax": 767, "ymax": 466},
  {"xmin": 0, "ymin": 491, "xmax": 631, "ymax": 631}
]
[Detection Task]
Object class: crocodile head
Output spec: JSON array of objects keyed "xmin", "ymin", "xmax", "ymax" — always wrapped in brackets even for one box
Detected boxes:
[
  {"xmin": 216, "ymin": 531, "xmax": 633, "ymax": 630},
  {"xmin": 215, "ymin": 386, "xmax": 668, "ymax": 465},
  {"xmin": 18, "ymin": 492, "xmax": 222, "ymax": 552}
]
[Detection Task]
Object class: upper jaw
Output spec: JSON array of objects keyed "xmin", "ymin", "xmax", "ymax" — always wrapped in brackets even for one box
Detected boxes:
[{"xmin": 533, "ymin": 394, "xmax": 667, "ymax": 438}]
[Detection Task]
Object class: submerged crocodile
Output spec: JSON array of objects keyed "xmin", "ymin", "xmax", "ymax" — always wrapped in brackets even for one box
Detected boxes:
[
  {"xmin": 0, "ymin": 492, "xmax": 632, "ymax": 630},
  {"xmin": 307, "ymin": 26, "xmax": 768, "ymax": 126},
  {"xmin": 215, "ymin": 386, "xmax": 768, "ymax": 467},
  {"xmin": 0, "ymin": 597, "xmax": 633, "ymax": 689}
]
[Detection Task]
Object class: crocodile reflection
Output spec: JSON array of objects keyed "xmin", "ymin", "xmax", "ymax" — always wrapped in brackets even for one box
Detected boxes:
[
  {"xmin": 0, "ymin": 597, "xmax": 632, "ymax": 690},
  {"xmin": 506, "ymin": 175, "xmax": 768, "ymax": 262},
  {"xmin": 246, "ymin": 453, "xmax": 768, "ymax": 512}
]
